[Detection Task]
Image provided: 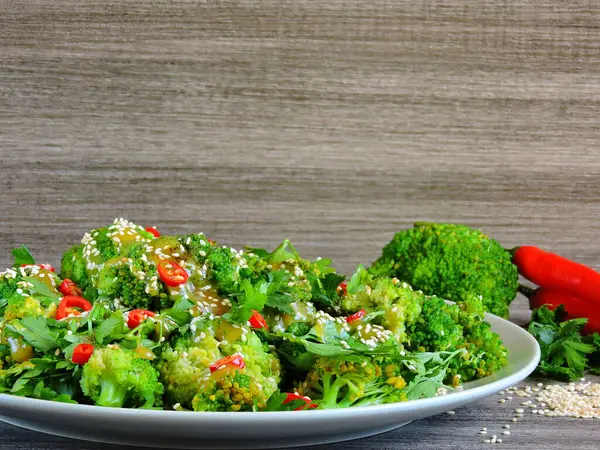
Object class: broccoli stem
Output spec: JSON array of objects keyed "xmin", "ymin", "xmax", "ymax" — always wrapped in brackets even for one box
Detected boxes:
[{"xmin": 97, "ymin": 375, "xmax": 128, "ymax": 408}]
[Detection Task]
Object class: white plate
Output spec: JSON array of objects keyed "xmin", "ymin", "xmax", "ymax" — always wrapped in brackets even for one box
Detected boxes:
[{"xmin": 0, "ymin": 313, "xmax": 540, "ymax": 449}]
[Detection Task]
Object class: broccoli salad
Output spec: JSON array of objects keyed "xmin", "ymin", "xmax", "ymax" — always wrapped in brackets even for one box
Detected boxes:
[{"xmin": 0, "ymin": 219, "xmax": 508, "ymax": 411}]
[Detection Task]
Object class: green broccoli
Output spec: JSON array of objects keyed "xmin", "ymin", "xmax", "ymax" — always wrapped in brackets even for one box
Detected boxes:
[
  {"xmin": 96, "ymin": 243, "xmax": 167, "ymax": 310},
  {"xmin": 158, "ymin": 316, "xmax": 280, "ymax": 411},
  {"xmin": 60, "ymin": 219, "xmax": 155, "ymax": 297},
  {"xmin": 156, "ymin": 331, "xmax": 223, "ymax": 408},
  {"xmin": 296, "ymin": 357, "xmax": 407, "ymax": 409},
  {"xmin": 179, "ymin": 233, "xmax": 253, "ymax": 296},
  {"xmin": 191, "ymin": 369, "xmax": 269, "ymax": 412},
  {"xmin": 406, "ymin": 297, "xmax": 463, "ymax": 352},
  {"xmin": 406, "ymin": 294, "xmax": 508, "ymax": 383},
  {"xmin": 341, "ymin": 267, "xmax": 422, "ymax": 343},
  {"xmin": 369, "ymin": 222, "xmax": 519, "ymax": 318},
  {"xmin": 80, "ymin": 345, "xmax": 163, "ymax": 408},
  {"xmin": 0, "ymin": 265, "xmax": 61, "ymax": 321},
  {"xmin": 60, "ymin": 244, "xmax": 92, "ymax": 293}
]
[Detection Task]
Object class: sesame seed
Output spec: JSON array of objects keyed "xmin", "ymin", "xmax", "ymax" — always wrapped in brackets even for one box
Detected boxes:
[
  {"xmin": 445, "ymin": 410, "xmax": 455, "ymax": 415},
  {"xmin": 511, "ymin": 418, "xmax": 518, "ymax": 423},
  {"xmin": 502, "ymin": 431, "xmax": 510, "ymax": 435},
  {"xmin": 479, "ymin": 431, "xmax": 487, "ymax": 435}
]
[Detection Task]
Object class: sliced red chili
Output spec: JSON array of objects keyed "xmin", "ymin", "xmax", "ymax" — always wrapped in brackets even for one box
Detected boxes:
[
  {"xmin": 56, "ymin": 295, "xmax": 92, "ymax": 320},
  {"xmin": 127, "ymin": 309, "xmax": 156, "ymax": 329},
  {"xmin": 209, "ymin": 354, "xmax": 245, "ymax": 373},
  {"xmin": 337, "ymin": 281, "xmax": 348, "ymax": 296},
  {"xmin": 283, "ymin": 392, "xmax": 318, "ymax": 410},
  {"xmin": 207, "ymin": 238, "xmax": 216, "ymax": 245},
  {"xmin": 346, "ymin": 309, "xmax": 367, "ymax": 324},
  {"xmin": 58, "ymin": 278, "xmax": 83, "ymax": 297},
  {"xmin": 21, "ymin": 263, "xmax": 55, "ymax": 273},
  {"xmin": 72, "ymin": 344, "xmax": 94, "ymax": 364},
  {"xmin": 248, "ymin": 310, "xmax": 268, "ymax": 330},
  {"xmin": 145, "ymin": 227, "xmax": 161, "ymax": 238},
  {"xmin": 157, "ymin": 260, "xmax": 188, "ymax": 286}
]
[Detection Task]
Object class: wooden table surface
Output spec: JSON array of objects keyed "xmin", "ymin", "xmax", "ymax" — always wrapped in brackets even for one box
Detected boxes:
[{"xmin": 1, "ymin": 1, "xmax": 600, "ymax": 449}]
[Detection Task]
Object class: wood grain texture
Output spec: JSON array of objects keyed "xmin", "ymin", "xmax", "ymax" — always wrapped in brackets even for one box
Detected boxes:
[{"xmin": 1, "ymin": 0, "xmax": 600, "ymax": 448}]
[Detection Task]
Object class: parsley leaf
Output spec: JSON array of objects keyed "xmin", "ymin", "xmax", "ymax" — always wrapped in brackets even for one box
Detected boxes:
[
  {"xmin": 95, "ymin": 314, "xmax": 127, "ymax": 345},
  {"xmin": 528, "ymin": 305, "xmax": 599, "ymax": 381},
  {"xmin": 265, "ymin": 391, "xmax": 311, "ymax": 411},
  {"xmin": 229, "ymin": 279, "xmax": 269, "ymax": 323},
  {"xmin": 11, "ymin": 245, "xmax": 36, "ymax": 267},
  {"xmin": 246, "ymin": 239, "xmax": 299, "ymax": 264},
  {"xmin": 7, "ymin": 316, "xmax": 59, "ymax": 352},
  {"xmin": 23, "ymin": 277, "xmax": 61, "ymax": 304},
  {"xmin": 346, "ymin": 265, "xmax": 369, "ymax": 295},
  {"xmin": 307, "ymin": 272, "xmax": 345, "ymax": 308}
]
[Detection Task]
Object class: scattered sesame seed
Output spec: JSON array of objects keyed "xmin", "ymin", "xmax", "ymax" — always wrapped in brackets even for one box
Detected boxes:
[{"xmin": 446, "ymin": 410, "xmax": 455, "ymax": 415}]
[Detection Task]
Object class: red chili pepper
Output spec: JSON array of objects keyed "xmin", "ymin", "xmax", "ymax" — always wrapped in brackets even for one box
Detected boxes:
[
  {"xmin": 346, "ymin": 309, "xmax": 366, "ymax": 323},
  {"xmin": 207, "ymin": 238, "xmax": 216, "ymax": 245},
  {"xmin": 145, "ymin": 227, "xmax": 161, "ymax": 238},
  {"xmin": 21, "ymin": 263, "xmax": 55, "ymax": 272},
  {"xmin": 56, "ymin": 295, "xmax": 92, "ymax": 320},
  {"xmin": 526, "ymin": 287, "xmax": 600, "ymax": 334},
  {"xmin": 157, "ymin": 260, "xmax": 188, "ymax": 286},
  {"xmin": 512, "ymin": 246, "xmax": 600, "ymax": 306},
  {"xmin": 283, "ymin": 393, "xmax": 318, "ymax": 410},
  {"xmin": 336, "ymin": 282, "xmax": 348, "ymax": 296},
  {"xmin": 58, "ymin": 278, "xmax": 83, "ymax": 297},
  {"xmin": 72, "ymin": 344, "xmax": 94, "ymax": 364},
  {"xmin": 127, "ymin": 309, "xmax": 156, "ymax": 329},
  {"xmin": 209, "ymin": 354, "xmax": 245, "ymax": 373},
  {"xmin": 248, "ymin": 310, "xmax": 268, "ymax": 330}
]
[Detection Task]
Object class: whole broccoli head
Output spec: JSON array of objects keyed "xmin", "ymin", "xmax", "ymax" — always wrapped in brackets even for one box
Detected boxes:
[
  {"xmin": 341, "ymin": 267, "xmax": 422, "ymax": 343},
  {"xmin": 369, "ymin": 222, "xmax": 518, "ymax": 318},
  {"xmin": 80, "ymin": 345, "xmax": 163, "ymax": 408}
]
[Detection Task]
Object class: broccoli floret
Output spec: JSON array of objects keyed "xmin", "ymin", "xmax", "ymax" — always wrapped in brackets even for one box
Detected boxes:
[
  {"xmin": 60, "ymin": 244, "xmax": 92, "ymax": 292},
  {"xmin": 447, "ymin": 295, "xmax": 508, "ymax": 381},
  {"xmin": 296, "ymin": 357, "xmax": 407, "ymax": 409},
  {"xmin": 406, "ymin": 294, "xmax": 508, "ymax": 383},
  {"xmin": 157, "ymin": 332, "xmax": 223, "ymax": 408},
  {"xmin": 0, "ymin": 266, "xmax": 61, "ymax": 321},
  {"xmin": 407, "ymin": 297, "xmax": 464, "ymax": 352},
  {"xmin": 179, "ymin": 233, "xmax": 250, "ymax": 296},
  {"xmin": 80, "ymin": 345, "xmax": 163, "ymax": 408},
  {"xmin": 341, "ymin": 267, "xmax": 422, "ymax": 343},
  {"xmin": 369, "ymin": 222, "xmax": 519, "ymax": 318},
  {"xmin": 192, "ymin": 370, "xmax": 268, "ymax": 412},
  {"xmin": 96, "ymin": 244, "xmax": 167, "ymax": 310},
  {"xmin": 158, "ymin": 316, "xmax": 280, "ymax": 411}
]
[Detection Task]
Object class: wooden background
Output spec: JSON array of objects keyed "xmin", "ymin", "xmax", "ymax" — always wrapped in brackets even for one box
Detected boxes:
[{"xmin": 1, "ymin": 1, "xmax": 599, "ymax": 449}]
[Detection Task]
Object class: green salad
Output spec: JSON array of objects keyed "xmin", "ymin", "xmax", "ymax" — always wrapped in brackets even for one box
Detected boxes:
[{"xmin": 0, "ymin": 219, "xmax": 508, "ymax": 411}]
